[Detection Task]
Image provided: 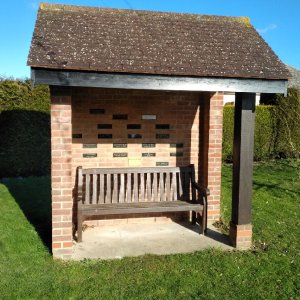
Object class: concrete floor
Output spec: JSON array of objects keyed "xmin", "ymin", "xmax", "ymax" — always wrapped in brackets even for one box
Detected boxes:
[{"xmin": 72, "ymin": 222, "xmax": 232, "ymax": 260}]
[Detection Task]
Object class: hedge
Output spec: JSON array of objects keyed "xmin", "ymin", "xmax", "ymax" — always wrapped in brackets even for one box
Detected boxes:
[
  {"xmin": 223, "ymin": 88, "xmax": 300, "ymax": 161},
  {"xmin": 0, "ymin": 80, "xmax": 50, "ymax": 177}
]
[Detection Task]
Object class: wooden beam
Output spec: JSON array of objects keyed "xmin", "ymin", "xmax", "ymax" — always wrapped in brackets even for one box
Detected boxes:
[
  {"xmin": 231, "ymin": 93, "xmax": 256, "ymax": 225},
  {"xmin": 32, "ymin": 68, "xmax": 288, "ymax": 95}
]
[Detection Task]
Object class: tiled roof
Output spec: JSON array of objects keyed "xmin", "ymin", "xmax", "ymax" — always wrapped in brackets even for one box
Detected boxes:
[
  {"xmin": 286, "ymin": 65, "xmax": 300, "ymax": 89},
  {"xmin": 27, "ymin": 3, "xmax": 290, "ymax": 80}
]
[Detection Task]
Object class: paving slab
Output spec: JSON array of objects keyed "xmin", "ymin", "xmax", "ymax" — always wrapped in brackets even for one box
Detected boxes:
[{"xmin": 72, "ymin": 222, "xmax": 232, "ymax": 260}]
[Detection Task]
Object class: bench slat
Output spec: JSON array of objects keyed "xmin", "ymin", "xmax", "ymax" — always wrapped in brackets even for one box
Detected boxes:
[
  {"xmin": 140, "ymin": 172, "xmax": 145, "ymax": 202},
  {"xmin": 92, "ymin": 174, "xmax": 97, "ymax": 204},
  {"xmin": 99, "ymin": 174, "xmax": 104, "ymax": 203},
  {"xmin": 85, "ymin": 174, "xmax": 90, "ymax": 204},
  {"xmin": 166, "ymin": 172, "xmax": 171, "ymax": 201},
  {"xmin": 106, "ymin": 174, "xmax": 111, "ymax": 203},
  {"xmin": 119, "ymin": 174, "xmax": 125, "ymax": 203},
  {"xmin": 146, "ymin": 173, "xmax": 152, "ymax": 201},
  {"xmin": 172, "ymin": 172, "xmax": 177, "ymax": 201},
  {"xmin": 153, "ymin": 172, "xmax": 158, "ymax": 201},
  {"xmin": 112, "ymin": 174, "xmax": 118, "ymax": 203},
  {"xmin": 127, "ymin": 173, "xmax": 131, "ymax": 202},
  {"xmin": 133, "ymin": 172, "xmax": 138, "ymax": 202},
  {"xmin": 159, "ymin": 172, "xmax": 164, "ymax": 201}
]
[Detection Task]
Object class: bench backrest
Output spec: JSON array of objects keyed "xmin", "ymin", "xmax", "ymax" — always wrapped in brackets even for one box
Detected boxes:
[{"xmin": 77, "ymin": 165, "xmax": 196, "ymax": 205}]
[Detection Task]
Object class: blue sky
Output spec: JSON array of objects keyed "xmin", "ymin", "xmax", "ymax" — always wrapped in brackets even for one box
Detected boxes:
[{"xmin": 1, "ymin": 0, "xmax": 299, "ymax": 79}]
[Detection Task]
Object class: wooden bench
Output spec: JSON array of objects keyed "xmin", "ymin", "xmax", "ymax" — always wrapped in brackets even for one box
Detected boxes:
[{"xmin": 77, "ymin": 165, "xmax": 209, "ymax": 242}]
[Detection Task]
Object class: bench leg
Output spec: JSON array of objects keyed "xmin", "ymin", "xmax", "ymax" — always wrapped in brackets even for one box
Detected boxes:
[
  {"xmin": 191, "ymin": 211, "xmax": 197, "ymax": 225},
  {"xmin": 77, "ymin": 213, "xmax": 83, "ymax": 243},
  {"xmin": 201, "ymin": 203, "xmax": 207, "ymax": 235}
]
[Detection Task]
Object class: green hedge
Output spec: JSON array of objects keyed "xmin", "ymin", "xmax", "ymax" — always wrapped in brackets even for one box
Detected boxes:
[
  {"xmin": 223, "ymin": 89, "xmax": 300, "ymax": 161},
  {"xmin": 0, "ymin": 80, "xmax": 50, "ymax": 177}
]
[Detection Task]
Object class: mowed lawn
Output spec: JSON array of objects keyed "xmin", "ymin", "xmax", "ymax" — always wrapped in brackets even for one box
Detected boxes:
[{"xmin": 0, "ymin": 160, "xmax": 299, "ymax": 299}]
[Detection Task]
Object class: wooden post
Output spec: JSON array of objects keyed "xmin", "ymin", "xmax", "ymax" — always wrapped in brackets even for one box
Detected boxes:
[{"xmin": 230, "ymin": 92, "xmax": 256, "ymax": 249}]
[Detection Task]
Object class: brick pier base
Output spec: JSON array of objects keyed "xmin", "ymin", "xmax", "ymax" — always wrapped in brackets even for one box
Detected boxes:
[{"xmin": 229, "ymin": 223, "xmax": 252, "ymax": 250}]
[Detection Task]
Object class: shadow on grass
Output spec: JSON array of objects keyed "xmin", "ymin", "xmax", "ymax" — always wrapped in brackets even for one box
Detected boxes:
[{"xmin": 3, "ymin": 176, "xmax": 52, "ymax": 252}]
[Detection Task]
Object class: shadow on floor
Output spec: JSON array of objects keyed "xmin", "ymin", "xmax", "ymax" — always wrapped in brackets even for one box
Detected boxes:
[{"xmin": 3, "ymin": 176, "xmax": 52, "ymax": 252}]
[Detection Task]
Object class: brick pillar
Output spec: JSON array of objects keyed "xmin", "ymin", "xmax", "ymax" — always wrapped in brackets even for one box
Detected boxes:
[
  {"xmin": 207, "ymin": 92, "xmax": 224, "ymax": 222},
  {"xmin": 50, "ymin": 86, "xmax": 73, "ymax": 259}
]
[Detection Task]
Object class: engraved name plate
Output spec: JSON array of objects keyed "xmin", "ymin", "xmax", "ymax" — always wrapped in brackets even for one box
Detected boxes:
[
  {"xmin": 142, "ymin": 153, "xmax": 156, "ymax": 157},
  {"xmin": 156, "ymin": 162, "xmax": 169, "ymax": 166},
  {"xmin": 97, "ymin": 124, "xmax": 112, "ymax": 129},
  {"xmin": 98, "ymin": 134, "xmax": 113, "ymax": 139},
  {"xmin": 83, "ymin": 153, "xmax": 97, "ymax": 158},
  {"xmin": 72, "ymin": 133, "xmax": 82, "ymax": 139},
  {"xmin": 156, "ymin": 134, "xmax": 170, "ymax": 139},
  {"xmin": 128, "ymin": 134, "xmax": 142, "ymax": 139},
  {"xmin": 170, "ymin": 152, "xmax": 183, "ymax": 157},
  {"xmin": 113, "ymin": 143, "xmax": 128, "ymax": 148},
  {"xmin": 90, "ymin": 108, "xmax": 105, "ymax": 114},
  {"xmin": 113, "ymin": 153, "xmax": 128, "ymax": 157},
  {"xmin": 142, "ymin": 114, "xmax": 156, "ymax": 120},
  {"xmin": 156, "ymin": 124, "xmax": 170, "ymax": 129},
  {"xmin": 170, "ymin": 143, "xmax": 184, "ymax": 148},
  {"xmin": 142, "ymin": 143, "xmax": 156, "ymax": 148},
  {"xmin": 82, "ymin": 144, "xmax": 97, "ymax": 148}
]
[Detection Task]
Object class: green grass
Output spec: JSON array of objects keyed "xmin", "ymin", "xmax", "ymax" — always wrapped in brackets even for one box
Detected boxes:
[{"xmin": 0, "ymin": 160, "xmax": 299, "ymax": 299}]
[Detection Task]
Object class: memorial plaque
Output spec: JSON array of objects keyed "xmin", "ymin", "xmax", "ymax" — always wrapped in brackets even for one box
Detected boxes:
[
  {"xmin": 113, "ymin": 114, "xmax": 128, "ymax": 120},
  {"xmin": 156, "ymin": 134, "xmax": 170, "ymax": 139},
  {"xmin": 127, "ymin": 124, "xmax": 141, "ymax": 129},
  {"xmin": 83, "ymin": 153, "xmax": 97, "ymax": 158},
  {"xmin": 170, "ymin": 152, "xmax": 183, "ymax": 157},
  {"xmin": 97, "ymin": 124, "xmax": 112, "ymax": 129},
  {"xmin": 113, "ymin": 143, "xmax": 127, "ymax": 148},
  {"xmin": 142, "ymin": 153, "xmax": 156, "ymax": 157},
  {"xmin": 156, "ymin": 124, "xmax": 170, "ymax": 129},
  {"xmin": 142, "ymin": 143, "xmax": 156, "ymax": 148},
  {"xmin": 128, "ymin": 134, "xmax": 142, "ymax": 139},
  {"xmin": 72, "ymin": 133, "xmax": 82, "ymax": 139},
  {"xmin": 156, "ymin": 162, "xmax": 169, "ymax": 166},
  {"xmin": 113, "ymin": 153, "xmax": 128, "ymax": 157},
  {"xmin": 98, "ymin": 134, "xmax": 112, "ymax": 139},
  {"xmin": 89, "ymin": 108, "xmax": 105, "ymax": 114},
  {"xmin": 142, "ymin": 114, "xmax": 156, "ymax": 120},
  {"xmin": 83, "ymin": 144, "xmax": 97, "ymax": 148},
  {"xmin": 170, "ymin": 143, "xmax": 184, "ymax": 148}
]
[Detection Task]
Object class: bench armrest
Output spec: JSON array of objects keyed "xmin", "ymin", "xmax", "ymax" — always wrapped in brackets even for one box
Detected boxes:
[
  {"xmin": 192, "ymin": 182, "xmax": 210, "ymax": 197},
  {"xmin": 77, "ymin": 166, "xmax": 83, "ymax": 205}
]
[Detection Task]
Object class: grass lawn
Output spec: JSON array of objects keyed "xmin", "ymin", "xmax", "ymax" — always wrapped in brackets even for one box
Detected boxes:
[{"xmin": 0, "ymin": 160, "xmax": 299, "ymax": 299}]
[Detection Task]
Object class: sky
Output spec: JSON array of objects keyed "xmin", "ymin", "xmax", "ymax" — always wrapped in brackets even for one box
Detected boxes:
[{"xmin": 0, "ymin": 0, "xmax": 299, "ymax": 79}]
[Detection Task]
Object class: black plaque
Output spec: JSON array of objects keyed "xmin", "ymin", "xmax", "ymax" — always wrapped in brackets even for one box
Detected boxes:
[
  {"xmin": 98, "ymin": 134, "xmax": 113, "ymax": 139},
  {"xmin": 113, "ymin": 114, "xmax": 128, "ymax": 120},
  {"xmin": 156, "ymin": 134, "xmax": 170, "ymax": 139},
  {"xmin": 170, "ymin": 152, "xmax": 183, "ymax": 157},
  {"xmin": 113, "ymin": 153, "xmax": 128, "ymax": 157},
  {"xmin": 72, "ymin": 133, "xmax": 82, "ymax": 139},
  {"xmin": 127, "ymin": 124, "xmax": 141, "ymax": 129},
  {"xmin": 97, "ymin": 124, "xmax": 112, "ymax": 129},
  {"xmin": 83, "ymin": 144, "xmax": 97, "ymax": 148},
  {"xmin": 113, "ymin": 143, "xmax": 127, "ymax": 148},
  {"xmin": 90, "ymin": 108, "xmax": 105, "ymax": 114},
  {"xmin": 170, "ymin": 143, "xmax": 184, "ymax": 148},
  {"xmin": 156, "ymin": 162, "xmax": 169, "ymax": 166},
  {"xmin": 142, "ymin": 143, "xmax": 156, "ymax": 148},
  {"xmin": 128, "ymin": 134, "xmax": 142, "ymax": 139},
  {"xmin": 142, "ymin": 153, "xmax": 156, "ymax": 157},
  {"xmin": 83, "ymin": 153, "xmax": 97, "ymax": 158},
  {"xmin": 156, "ymin": 124, "xmax": 170, "ymax": 129}
]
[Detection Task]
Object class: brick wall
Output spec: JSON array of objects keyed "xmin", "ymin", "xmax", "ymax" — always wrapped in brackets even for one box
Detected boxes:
[{"xmin": 50, "ymin": 87, "xmax": 224, "ymax": 258}]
